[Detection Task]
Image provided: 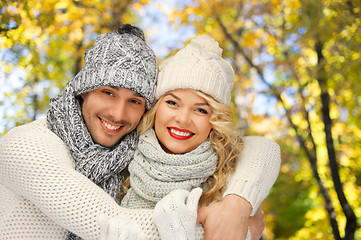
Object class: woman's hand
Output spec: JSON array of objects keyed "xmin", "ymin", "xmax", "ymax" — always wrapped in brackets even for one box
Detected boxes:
[
  {"xmin": 197, "ymin": 194, "xmax": 264, "ymax": 240},
  {"xmin": 97, "ymin": 214, "xmax": 146, "ymax": 240},
  {"xmin": 153, "ymin": 188, "xmax": 203, "ymax": 240}
]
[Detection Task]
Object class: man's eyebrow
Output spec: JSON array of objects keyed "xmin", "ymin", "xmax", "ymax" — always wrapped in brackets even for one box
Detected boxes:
[
  {"xmin": 131, "ymin": 92, "xmax": 143, "ymax": 97},
  {"xmin": 108, "ymin": 86, "xmax": 118, "ymax": 89},
  {"xmin": 108, "ymin": 86, "xmax": 120, "ymax": 90},
  {"xmin": 108, "ymin": 86, "xmax": 143, "ymax": 97}
]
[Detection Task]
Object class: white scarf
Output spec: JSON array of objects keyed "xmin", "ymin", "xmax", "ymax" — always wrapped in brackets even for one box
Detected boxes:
[{"xmin": 121, "ymin": 128, "xmax": 218, "ymax": 209}]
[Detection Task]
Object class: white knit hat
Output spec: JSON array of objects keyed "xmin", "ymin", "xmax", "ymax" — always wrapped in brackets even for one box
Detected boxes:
[{"xmin": 156, "ymin": 35, "xmax": 234, "ymax": 105}]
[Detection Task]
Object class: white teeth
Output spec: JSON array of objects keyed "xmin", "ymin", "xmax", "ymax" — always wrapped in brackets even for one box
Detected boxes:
[
  {"xmin": 170, "ymin": 128, "xmax": 192, "ymax": 136},
  {"xmin": 102, "ymin": 120, "xmax": 121, "ymax": 130}
]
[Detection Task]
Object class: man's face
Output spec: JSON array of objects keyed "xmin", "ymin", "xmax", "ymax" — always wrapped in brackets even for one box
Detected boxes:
[{"xmin": 81, "ymin": 86, "xmax": 146, "ymax": 148}]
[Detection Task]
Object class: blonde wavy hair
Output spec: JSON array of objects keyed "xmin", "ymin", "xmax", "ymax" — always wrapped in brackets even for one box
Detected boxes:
[{"xmin": 136, "ymin": 90, "xmax": 243, "ymax": 207}]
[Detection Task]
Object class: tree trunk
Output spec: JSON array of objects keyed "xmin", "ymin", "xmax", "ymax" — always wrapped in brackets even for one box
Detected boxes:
[
  {"xmin": 110, "ymin": 0, "xmax": 133, "ymax": 30},
  {"xmin": 32, "ymin": 77, "xmax": 39, "ymax": 121},
  {"xmin": 315, "ymin": 40, "xmax": 357, "ymax": 240},
  {"xmin": 74, "ymin": 40, "xmax": 84, "ymax": 75}
]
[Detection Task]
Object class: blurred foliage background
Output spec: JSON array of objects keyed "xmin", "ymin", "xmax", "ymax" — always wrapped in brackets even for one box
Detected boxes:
[{"xmin": 1, "ymin": 0, "xmax": 360, "ymax": 239}]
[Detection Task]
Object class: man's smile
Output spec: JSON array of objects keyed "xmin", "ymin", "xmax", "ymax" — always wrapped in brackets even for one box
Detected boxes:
[{"xmin": 99, "ymin": 118, "xmax": 123, "ymax": 134}]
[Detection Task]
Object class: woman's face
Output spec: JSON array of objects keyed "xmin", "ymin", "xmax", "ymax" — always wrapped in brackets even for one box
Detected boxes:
[{"xmin": 154, "ymin": 89, "xmax": 213, "ymax": 154}]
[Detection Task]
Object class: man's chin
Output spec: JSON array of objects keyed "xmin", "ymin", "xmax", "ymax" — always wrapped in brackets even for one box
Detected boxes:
[{"xmin": 93, "ymin": 136, "xmax": 123, "ymax": 148}]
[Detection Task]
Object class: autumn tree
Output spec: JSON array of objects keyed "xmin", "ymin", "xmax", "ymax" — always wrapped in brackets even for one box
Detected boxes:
[
  {"xmin": 166, "ymin": 0, "xmax": 361, "ymax": 238},
  {"xmin": 0, "ymin": 0, "xmax": 149, "ymax": 137}
]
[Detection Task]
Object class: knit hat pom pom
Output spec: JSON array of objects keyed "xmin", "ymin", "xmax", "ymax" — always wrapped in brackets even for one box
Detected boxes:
[
  {"xmin": 117, "ymin": 24, "xmax": 145, "ymax": 41},
  {"xmin": 191, "ymin": 35, "xmax": 222, "ymax": 56}
]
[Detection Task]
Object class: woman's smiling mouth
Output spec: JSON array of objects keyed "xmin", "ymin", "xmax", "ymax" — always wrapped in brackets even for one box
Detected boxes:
[{"xmin": 167, "ymin": 127, "xmax": 194, "ymax": 140}]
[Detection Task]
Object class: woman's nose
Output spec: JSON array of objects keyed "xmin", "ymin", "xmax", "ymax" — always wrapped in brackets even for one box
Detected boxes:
[{"xmin": 174, "ymin": 108, "xmax": 192, "ymax": 125}]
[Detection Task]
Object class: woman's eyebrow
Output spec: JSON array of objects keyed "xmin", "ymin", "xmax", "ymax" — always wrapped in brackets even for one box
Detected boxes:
[
  {"xmin": 195, "ymin": 102, "xmax": 210, "ymax": 106},
  {"xmin": 164, "ymin": 93, "xmax": 180, "ymax": 100},
  {"xmin": 165, "ymin": 93, "xmax": 209, "ymax": 106}
]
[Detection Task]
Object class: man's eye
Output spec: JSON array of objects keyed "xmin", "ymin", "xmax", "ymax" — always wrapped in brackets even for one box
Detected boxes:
[
  {"xmin": 165, "ymin": 100, "xmax": 177, "ymax": 106},
  {"xmin": 130, "ymin": 99, "xmax": 141, "ymax": 104},
  {"xmin": 103, "ymin": 91, "xmax": 114, "ymax": 96}
]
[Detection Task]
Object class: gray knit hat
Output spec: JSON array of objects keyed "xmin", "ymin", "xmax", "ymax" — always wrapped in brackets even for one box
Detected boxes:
[
  {"xmin": 156, "ymin": 35, "xmax": 234, "ymax": 105},
  {"xmin": 72, "ymin": 24, "xmax": 158, "ymax": 110}
]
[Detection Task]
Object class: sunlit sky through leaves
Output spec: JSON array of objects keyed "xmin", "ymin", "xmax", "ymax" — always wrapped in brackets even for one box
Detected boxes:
[{"xmin": 0, "ymin": 0, "xmax": 279, "ymax": 135}]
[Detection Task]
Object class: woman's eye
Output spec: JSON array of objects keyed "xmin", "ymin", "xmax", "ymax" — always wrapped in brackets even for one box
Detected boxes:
[
  {"xmin": 165, "ymin": 100, "xmax": 177, "ymax": 106},
  {"xmin": 197, "ymin": 108, "xmax": 209, "ymax": 114}
]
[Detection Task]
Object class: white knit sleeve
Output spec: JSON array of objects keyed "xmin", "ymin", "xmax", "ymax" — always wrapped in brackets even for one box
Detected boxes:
[
  {"xmin": 0, "ymin": 120, "xmax": 160, "ymax": 240},
  {"xmin": 223, "ymin": 136, "xmax": 281, "ymax": 216}
]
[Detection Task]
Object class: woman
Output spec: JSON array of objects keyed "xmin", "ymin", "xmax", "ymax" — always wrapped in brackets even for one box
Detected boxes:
[{"xmin": 117, "ymin": 35, "xmax": 280, "ymax": 240}]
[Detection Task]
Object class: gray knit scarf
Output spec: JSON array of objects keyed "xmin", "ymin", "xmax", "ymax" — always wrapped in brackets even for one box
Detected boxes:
[
  {"xmin": 121, "ymin": 128, "xmax": 218, "ymax": 209},
  {"xmin": 47, "ymin": 84, "xmax": 137, "ymax": 201}
]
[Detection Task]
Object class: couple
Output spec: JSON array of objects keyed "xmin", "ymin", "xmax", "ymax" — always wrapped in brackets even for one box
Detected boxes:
[{"xmin": 0, "ymin": 24, "xmax": 280, "ymax": 240}]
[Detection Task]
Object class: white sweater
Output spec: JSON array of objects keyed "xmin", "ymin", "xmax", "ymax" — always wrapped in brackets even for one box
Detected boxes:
[{"xmin": 0, "ymin": 119, "xmax": 281, "ymax": 240}]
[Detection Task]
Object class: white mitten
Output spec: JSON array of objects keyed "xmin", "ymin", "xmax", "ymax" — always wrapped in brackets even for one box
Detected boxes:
[
  {"xmin": 97, "ymin": 214, "xmax": 147, "ymax": 240},
  {"xmin": 153, "ymin": 188, "xmax": 202, "ymax": 240}
]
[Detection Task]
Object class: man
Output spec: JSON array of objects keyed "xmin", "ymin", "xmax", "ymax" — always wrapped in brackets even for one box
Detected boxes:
[{"xmin": 0, "ymin": 24, "xmax": 279, "ymax": 240}]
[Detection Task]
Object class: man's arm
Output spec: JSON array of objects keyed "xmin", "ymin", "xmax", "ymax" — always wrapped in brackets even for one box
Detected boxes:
[
  {"xmin": 0, "ymin": 120, "xmax": 160, "ymax": 239},
  {"xmin": 197, "ymin": 136, "xmax": 281, "ymax": 240}
]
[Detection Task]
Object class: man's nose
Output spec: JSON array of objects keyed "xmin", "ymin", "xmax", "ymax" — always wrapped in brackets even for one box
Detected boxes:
[{"xmin": 110, "ymin": 100, "xmax": 128, "ymax": 123}]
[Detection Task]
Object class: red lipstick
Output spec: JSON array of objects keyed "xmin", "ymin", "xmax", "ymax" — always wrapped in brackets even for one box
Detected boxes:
[{"xmin": 167, "ymin": 127, "xmax": 194, "ymax": 140}]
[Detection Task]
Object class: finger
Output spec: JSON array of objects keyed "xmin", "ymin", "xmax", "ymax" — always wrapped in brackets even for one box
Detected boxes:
[
  {"xmin": 249, "ymin": 208, "xmax": 265, "ymax": 239},
  {"xmin": 196, "ymin": 207, "xmax": 207, "ymax": 224},
  {"xmin": 186, "ymin": 187, "xmax": 202, "ymax": 211}
]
